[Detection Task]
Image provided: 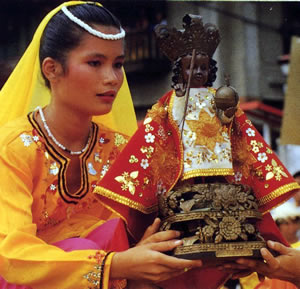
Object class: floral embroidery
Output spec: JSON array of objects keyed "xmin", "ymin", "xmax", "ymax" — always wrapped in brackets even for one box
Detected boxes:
[
  {"xmin": 265, "ymin": 159, "xmax": 289, "ymax": 181},
  {"xmin": 83, "ymin": 265, "xmax": 101, "ymax": 288},
  {"xmin": 115, "ymin": 171, "xmax": 139, "ymax": 195},
  {"xmin": 145, "ymin": 123, "xmax": 154, "ymax": 133},
  {"xmin": 99, "ymin": 134, "xmax": 110, "ymax": 144},
  {"xmin": 114, "ymin": 133, "xmax": 127, "ymax": 147},
  {"xmin": 266, "ymin": 147, "xmax": 273, "ymax": 154},
  {"xmin": 140, "ymin": 159, "xmax": 149, "ymax": 169},
  {"xmin": 50, "ymin": 184, "xmax": 56, "ymax": 191},
  {"xmin": 141, "ymin": 146, "xmax": 154, "ymax": 158},
  {"xmin": 145, "ymin": 133, "xmax": 155, "ymax": 143},
  {"xmin": 246, "ymin": 128, "xmax": 255, "ymax": 137},
  {"xmin": 234, "ymin": 171, "xmax": 243, "ymax": 182},
  {"xmin": 257, "ymin": 152, "xmax": 268, "ymax": 163},
  {"xmin": 129, "ymin": 155, "xmax": 138, "ymax": 163},
  {"xmin": 49, "ymin": 162, "xmax": 59, "ymax": 175},
  {"xmin": 20, "ymin": 133, "xmax": 33, "ymax": 147},
  {"xmin": 157, "ymin": 180, "xmax": 167, "ymax": 195},
  {"xmin": 245, "ymin": 119, "xmax": 252, "ymax": 126},
  {"xmin": 88, "ymin": 251, "xmax": 106, "ymax": 264},
  {"xmin": 100, "ymin": 164, "xmax": 110, "ymax": 178},
  {"xmin": 32, "ymin": 135, "xmax": 39, "ymax": 142},
  {"xmin": 157, "ymin": 125, "xmax": 168, "ymax": 141},
  {"xmin": 185, "ymin": 109, "xmax": 225, "ymax": 151},
  {"xmin": 94, "ymin": 152, "xmax": 102, "ymax": 163},
  {"xmin": 88, "ymin": 162, "xmax": 97, "ymax": 175}
]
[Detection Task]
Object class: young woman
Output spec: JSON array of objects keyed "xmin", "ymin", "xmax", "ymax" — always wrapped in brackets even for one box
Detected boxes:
[{"xmin": 0, "ymin": 2, "xmax": 202, "ymax": 288}]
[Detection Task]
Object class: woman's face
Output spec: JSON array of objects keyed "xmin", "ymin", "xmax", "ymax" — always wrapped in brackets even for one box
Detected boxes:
[
  {"xmin": 53, "ymin": 25, "xmax": 125, "ymax": 117},
  {"xmin": 181, "ymin": 53, "xmax": 209, "ymax": 88}
]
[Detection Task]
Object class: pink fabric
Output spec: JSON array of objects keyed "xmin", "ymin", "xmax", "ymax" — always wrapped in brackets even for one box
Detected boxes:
[{"xmin": 0, "ymin": 218, "xmax": 129, "ymax": 289}]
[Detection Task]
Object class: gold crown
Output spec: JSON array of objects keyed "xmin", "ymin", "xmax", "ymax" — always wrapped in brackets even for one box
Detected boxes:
[{"xmin": 155, "ymin": 14, "xmax": 221, "ymax": 61}]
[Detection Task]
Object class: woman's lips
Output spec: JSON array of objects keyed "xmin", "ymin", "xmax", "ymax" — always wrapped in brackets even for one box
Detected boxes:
[{"xmin": 97, "ymin": 90, "xmax": 116, "ymax": 101}]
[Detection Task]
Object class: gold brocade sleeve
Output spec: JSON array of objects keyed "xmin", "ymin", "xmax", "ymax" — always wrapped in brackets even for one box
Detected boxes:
[{"xmin": 0, "ymin": 138, "xmax": 114, "ymax": 289}]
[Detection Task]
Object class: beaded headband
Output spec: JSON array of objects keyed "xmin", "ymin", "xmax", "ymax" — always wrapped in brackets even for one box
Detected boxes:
[
  {"xmin": 155, "ymin": 14, "xmax": 220, "ymax": 61},
  {"xmin": 61, "ymin": 5, "xmax": 126, "ymax": 40}
]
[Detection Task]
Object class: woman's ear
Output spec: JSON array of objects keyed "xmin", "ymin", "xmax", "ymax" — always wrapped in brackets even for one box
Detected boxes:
[{"xmin": 41, "ymin": 57, "xmax": 63, "ymax": 84}]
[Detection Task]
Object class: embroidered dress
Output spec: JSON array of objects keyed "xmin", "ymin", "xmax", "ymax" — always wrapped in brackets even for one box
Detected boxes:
[{"xmin": 0, "ymin": 113, "xmax": 129, "ymax": 289}]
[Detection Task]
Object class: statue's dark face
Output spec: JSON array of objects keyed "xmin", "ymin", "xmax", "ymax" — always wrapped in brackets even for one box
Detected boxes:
[{"xmin": 181, "ymin": 52, "xmax": 209, "ymax": 88}]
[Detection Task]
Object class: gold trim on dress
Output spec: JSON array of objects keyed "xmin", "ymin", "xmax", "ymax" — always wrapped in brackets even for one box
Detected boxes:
[
  {"xmin": 93, "ymin": 186, "xmax": 158, "ymax": 214},
  {"xmin": 258, "ymin": 182, "xmax": 300, "ymax": 207},
  {"xmin": 182, "ymin": 168, "xmax": 235, "ymax": 180}
]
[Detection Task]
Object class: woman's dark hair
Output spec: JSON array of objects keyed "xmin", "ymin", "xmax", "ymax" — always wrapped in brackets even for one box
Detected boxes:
[
  {"xmin": 39, "ymin": 3, "xmax": 122, "ymax": 87},
  {"xmin": 171, "ymin": 52, "xmax": 218, "ymax": 89}
]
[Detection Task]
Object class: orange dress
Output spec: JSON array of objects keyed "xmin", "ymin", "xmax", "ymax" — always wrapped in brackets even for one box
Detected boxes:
[{"xmin": 0, "ymin": 112, "xmax": 129, "ymax": 289}]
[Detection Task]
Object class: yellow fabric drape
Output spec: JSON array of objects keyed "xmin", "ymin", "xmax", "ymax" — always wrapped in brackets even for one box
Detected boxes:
[{"xmin": 0, "ymin": 0, "xmax": 137, "ymax": 136}]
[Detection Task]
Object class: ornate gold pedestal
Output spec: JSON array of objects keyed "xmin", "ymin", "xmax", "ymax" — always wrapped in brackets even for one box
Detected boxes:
[{"xmin": 158, "ymin": 183, "xmax": 265, "ymax": 261}]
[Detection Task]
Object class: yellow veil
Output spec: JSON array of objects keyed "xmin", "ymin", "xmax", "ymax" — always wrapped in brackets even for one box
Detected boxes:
[{"xmin": 0, "ymin": 1, "xmax": 137, "ymax": 136}]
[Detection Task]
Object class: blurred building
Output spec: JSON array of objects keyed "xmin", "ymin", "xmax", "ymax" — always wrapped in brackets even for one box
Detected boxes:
[{"xmin": 1, "ymin": 1, "xmax": 300, "ymax": 132}]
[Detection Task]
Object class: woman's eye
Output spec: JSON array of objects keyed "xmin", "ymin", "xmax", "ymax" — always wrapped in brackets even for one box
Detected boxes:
[
  {"xmin": 114, "ymin": 62, "xmax": 124, "ymax": 69},
  {"xmin": 88, "ymin": 61, "xmax": 101, "ymax": 67}
]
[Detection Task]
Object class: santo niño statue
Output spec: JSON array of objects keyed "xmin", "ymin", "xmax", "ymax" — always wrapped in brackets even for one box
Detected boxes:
[{"xmin": 94, "ymin": 13, "xmax": 300, "ymax": 289}]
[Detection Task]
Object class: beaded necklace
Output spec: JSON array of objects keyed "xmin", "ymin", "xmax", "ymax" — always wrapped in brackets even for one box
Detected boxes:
[{"xmin": 37, "ymin": 106, "xmax": 91, "ymax": 155}]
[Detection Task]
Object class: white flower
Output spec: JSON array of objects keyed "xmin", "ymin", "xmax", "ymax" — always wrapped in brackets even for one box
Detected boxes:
[
  {"xmin": 20, "ymin": 133, "xmax": 33, "ymax": 147},
  {"xmin": 246, "ymin": 128, "xmax": 255, "ymax": 137},
  {"xmin": 257, "ymin": 152, "xmax": 268, "ymax": 163},
  {"xmin": 32, "ymin": 135, "xmax": 39, "ymax": 142},
  {"xmin": 145, "ymin": 133, "xmax": 155, "ymax": 143},
  {"xmin": 140, "ymin": 159, "xmax": 149, "ymax": 169},
  {"xmin": 99, "ymin": 137, "xmax": 105, "ymax": 144},
  {"xmin": 101, "ymin": 164, "xmax": 109, "ymax": 177},
  {"xmin": 234, "ymin": 172, "xmax": 243, "ymax": 182},
  {"xmin": 157, "ymin": 180, "xmax": 166, "ymax": 195},
  {"xmin": 50, "ymin": 184, "xmax": 56, "ymax": 191}
]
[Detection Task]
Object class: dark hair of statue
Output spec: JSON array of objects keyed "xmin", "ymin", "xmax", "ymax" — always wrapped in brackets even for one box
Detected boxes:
[
  {"xmin": 39, "ymin": 3, "xmax": 122, "ymax": 88},
  {"xmin": 171, "ymin": 52, "xmax": 218, "ymax": 89}
]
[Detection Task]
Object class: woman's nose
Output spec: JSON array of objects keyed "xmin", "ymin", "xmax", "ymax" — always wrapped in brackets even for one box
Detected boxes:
[{"xmin": 102, "ymin": 68, "xmax": 118, "ymax": 85}]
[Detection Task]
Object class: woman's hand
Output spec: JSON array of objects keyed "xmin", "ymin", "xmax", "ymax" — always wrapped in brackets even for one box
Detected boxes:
[
  {"xmin": 218, "ymin": 240, "xmax": 300, "ymax": 287},
  {"xmin": 110, "ymin": 218, "xmax": 203, "ymax": 283}
]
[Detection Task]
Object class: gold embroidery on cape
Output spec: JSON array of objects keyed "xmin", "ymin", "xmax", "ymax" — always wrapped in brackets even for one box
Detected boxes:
[
  {"xmin": 185, "ymin": 109, "xmax": 226, "ymax": 151},
  {"xmin": 236, "ymin": 106, "xmax": 244, "ymax": 118},
  {"xmin": 141, "ymin": 146, "xmax": 154, "ymax": 159},
  {"xmin": 231, "ymin": 121, "xmax": 256, "ymax": 179},
  {"xmin": 114, "ymin": 133, "xmax": 128, "ymax": 147},
  {"xmin": 149, "ymin": 140, "xmax": 179, "ymax": 190},
  {"xmin": 115, "ymin": 171, "xmax": 139, "ymax": 195},
  {"xmin": 147, "ymin": 102, "xmax": 168, "ymax": 124},
  {"xmin": 265, "ymin": 159, "xmax": 289, "ymax": 181},
  {"xmin": 129, "ymin": 155, "xmax": 138, "ymax": 163}
]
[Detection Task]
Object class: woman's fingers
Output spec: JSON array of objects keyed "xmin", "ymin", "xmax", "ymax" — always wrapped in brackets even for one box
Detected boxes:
[
  {"xmin": 140, "ymin": 218, "xmax": 161, "ymax": 243},
  {"xmin": 260, "ymin": 247, "xmax": 280, "ymax": 270},
  {"xmin": 267, "ymin": 240, "xmax": 289, "ymax": 255},
  {"xmin": 140, "ymin": 230, "xmax": 181, "ymax": 246}
]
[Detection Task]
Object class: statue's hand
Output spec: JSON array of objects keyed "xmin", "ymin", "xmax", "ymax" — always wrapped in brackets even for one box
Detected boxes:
[
  {"xmin": 174, "ymin": 83, "xmax": 186, "ymax": 97},
  {"xmin": 224, "ymin": 106, "xmax": 237, "ymax": 118}
]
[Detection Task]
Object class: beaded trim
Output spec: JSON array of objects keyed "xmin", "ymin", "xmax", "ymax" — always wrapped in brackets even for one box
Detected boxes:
[
  {"xmin": 61, "ymin": 6, "xmax": 126, "ymax": 40},
  {"xmin": 37, "ymin": 106, "xmax": 91, "ymax": 155}
]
